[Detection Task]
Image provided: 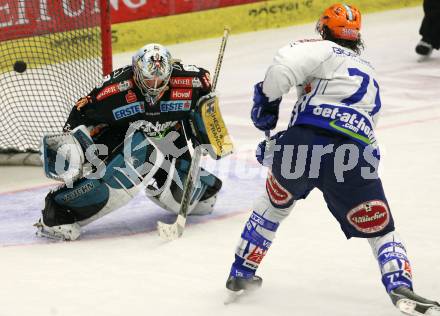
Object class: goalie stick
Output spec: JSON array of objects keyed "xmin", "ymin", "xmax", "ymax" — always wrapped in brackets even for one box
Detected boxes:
[{"xmin": 157, "ymin": 27, "xmax": 230, "ymax": 240}]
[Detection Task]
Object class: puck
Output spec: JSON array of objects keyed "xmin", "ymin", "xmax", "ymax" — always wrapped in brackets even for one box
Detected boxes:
[{"xmin": 13, "ymin": 61, "xmax": 27, "ymax": 73}]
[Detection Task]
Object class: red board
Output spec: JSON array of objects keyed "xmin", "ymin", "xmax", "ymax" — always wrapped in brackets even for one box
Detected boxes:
[
  {"xmin": 110, "ymin": 0, "xmax": 263, "ymax": 24},
  {"xmin": 0, "ymin": 0, "xmax": 101, "ymax": 41},
  {"xmin": 0, "ymin": 0, "xmax": 262, "ymax": 42}
]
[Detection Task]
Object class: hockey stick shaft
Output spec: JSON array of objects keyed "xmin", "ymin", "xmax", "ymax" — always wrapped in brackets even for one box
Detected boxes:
[
  {"xmin": 157, "ymin": 27, "xmax": 230, "ymax": 240},
  {"xmin": 212, "ymin": 27, "xmax": 230, "ymax": 91},
  {"xmin": 177, "ymin": 26, "xmax": 230, "ymax": 214},
  {"xmin": 179, "ymin": 27, "xmax": 230, "ymax": 215},
  {"xmin": 179, "ymin": 26, "xmax": 230, "ymax": 208},
  {"xmin": 264, "ymin": 130, "xmax": 270, "ymax": 140}
]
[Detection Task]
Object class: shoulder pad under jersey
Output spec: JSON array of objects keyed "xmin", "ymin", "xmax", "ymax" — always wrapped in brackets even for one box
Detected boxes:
[
  {"xmin": 94, "ymin": 65, "xmax": 133, "ymax": 89},
  {"xmin": 170, "ymin": 62, "xmax": 211, "ymax": 91},
  {"xmin": 91, "ymin": 66, "xmax": 136, "ymax": 102}
]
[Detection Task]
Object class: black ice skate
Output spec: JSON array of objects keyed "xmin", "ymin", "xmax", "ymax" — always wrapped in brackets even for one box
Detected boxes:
[
  {"xmin": 390, "ymin": 286, "xmax": 440, "ymax": 316},
  {"xmin": 34, "ymin": 218, "xmax": 80, "ymax": 241},
  {"xmin": 415, "ymin": 40, "xmax": 433, "ymax": 62},
  {"xmin": 226, "ymin": 275, "xmax": 263, "ymax": 292},
  {"xmin": 224, "ymin": 275, "xmax": 263, "ymax": 305}
]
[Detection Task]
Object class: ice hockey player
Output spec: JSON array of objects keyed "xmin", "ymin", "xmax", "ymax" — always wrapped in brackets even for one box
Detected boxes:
[
  {"xmin": 225, "ymin": 3, "xmax": 440, "ymax": 315},
  {"xmin": 36, "ymin": 43, "xmax": 232, "ymax": 241},
  {"xmin": 415, "ymin": 0, "xmax": 440, "ymax": 58}
]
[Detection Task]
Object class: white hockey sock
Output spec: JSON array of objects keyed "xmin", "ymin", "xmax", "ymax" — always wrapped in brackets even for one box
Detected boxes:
[
  {"xmin": 368, "ymin": 231, "xmax": 413, "ymax": 293},
  {"xmin": 230, "ymin": 193, "xmax": 295, "ymax": 278}
]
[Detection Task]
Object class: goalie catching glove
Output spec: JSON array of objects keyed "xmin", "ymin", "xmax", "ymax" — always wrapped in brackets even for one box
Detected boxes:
[{"xmin": 41, "ymin": 125, "xmax": 96, "ymax": 184}]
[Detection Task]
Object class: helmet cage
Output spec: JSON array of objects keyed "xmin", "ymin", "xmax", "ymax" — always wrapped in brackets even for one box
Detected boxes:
[{"xmin": 133, "ymin": 44, "xmax": 172, "ymax": 98}]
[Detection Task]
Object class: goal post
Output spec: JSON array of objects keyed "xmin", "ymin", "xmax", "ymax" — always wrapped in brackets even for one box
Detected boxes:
[
  {"xmin": 100, "ymin": 0, "xmax": 112, "ymax": 76},
  {"xmin": 0, "ymin": 0, "xmax": 112, "ymax": 165}
]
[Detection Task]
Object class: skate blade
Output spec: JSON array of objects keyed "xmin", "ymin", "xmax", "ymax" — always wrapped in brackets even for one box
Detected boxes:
[
  {"xmin": 224, "ymin": 289, "xmax": 244, "ymax": 305},
  {"xmin": 34, "ymin": 223, "xmax": 67, "ymax": 241},
  {"xmin": 417, "ymin": 55, "xmax": 431, "ymax": 63},
  {"xmin": 35, "ymin": 230, "xmax": 66, "ymax": 241},
  {"xmin": 426, "ymin": 306, "xmax": 440, "ymax": 316},
  {"xmin": 397, "ymin": 299, "xmax": 440, "ymax": 316}
]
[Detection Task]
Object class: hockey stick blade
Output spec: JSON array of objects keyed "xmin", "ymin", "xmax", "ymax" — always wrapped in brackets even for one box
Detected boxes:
[
  {"xmin": 157, "ymin": 214, "xmax": 186, "ymax": 240},
  {"xmin": 157, "ymin": 147, "xmax": 201, "ymax": 240}
]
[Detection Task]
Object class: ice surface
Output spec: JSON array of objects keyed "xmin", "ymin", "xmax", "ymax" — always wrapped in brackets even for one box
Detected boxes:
[{"xmin": 0, "ymin": 6, "xmax": 439, "ymax": 316}]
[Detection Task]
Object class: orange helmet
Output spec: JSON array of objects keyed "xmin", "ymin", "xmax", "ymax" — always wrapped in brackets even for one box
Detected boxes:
[{"xmin": 316, "ymin": 3, "xmax": 361, "ymax": 41}]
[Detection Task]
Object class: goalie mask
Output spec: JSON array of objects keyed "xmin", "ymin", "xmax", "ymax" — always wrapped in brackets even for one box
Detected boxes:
[{"xmin": 132, "ymin": 43, "xmax": 172, "ymax": 101}]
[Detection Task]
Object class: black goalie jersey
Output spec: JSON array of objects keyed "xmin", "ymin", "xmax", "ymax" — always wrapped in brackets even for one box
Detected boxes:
[{"xmin": 64, "ymin": 62, "xmax": 212, "ymax": 143}]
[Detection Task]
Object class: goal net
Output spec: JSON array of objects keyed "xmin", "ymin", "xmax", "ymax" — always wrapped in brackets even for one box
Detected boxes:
[{"xmin": 0, "ymin": 0, "xmax": 112, "ymax": 165}]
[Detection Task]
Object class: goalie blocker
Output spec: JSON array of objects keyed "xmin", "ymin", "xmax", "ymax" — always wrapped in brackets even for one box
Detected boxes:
[{"xmin": 190, "ymin": 92, "xmax": 233, "ymax": 160}]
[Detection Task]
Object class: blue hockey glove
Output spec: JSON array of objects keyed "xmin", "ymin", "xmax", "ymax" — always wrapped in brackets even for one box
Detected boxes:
[
  {"xmin": 251, "ymin": 82, "xmax": 282, "ymax": 131},
  {"xmin": 255, "ymin": 131, "xmax": 284, "ymax": 167}
]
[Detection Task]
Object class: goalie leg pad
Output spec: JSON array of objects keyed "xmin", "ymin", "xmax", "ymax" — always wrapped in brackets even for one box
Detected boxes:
[
  {"xmin": 38, "ymin": 131, "xmax": 163, "ymax": 236},
  {"xmin": 146, "ymin": 157, "xmax": 222, "ymax": 216}
]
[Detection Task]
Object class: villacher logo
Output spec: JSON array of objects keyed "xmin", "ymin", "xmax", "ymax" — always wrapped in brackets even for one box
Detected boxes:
[{"xmin": 347, "ymin": 200, "xmax": 390, "ymax": 233}]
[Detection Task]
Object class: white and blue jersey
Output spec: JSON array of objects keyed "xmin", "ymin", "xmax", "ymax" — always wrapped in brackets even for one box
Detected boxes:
[{"xmin": 263, "ymin": 39, "xmax": 381, "ymax": 147}]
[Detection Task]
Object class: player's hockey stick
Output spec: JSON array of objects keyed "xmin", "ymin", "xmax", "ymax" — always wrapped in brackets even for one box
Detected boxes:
[
  {"xmin": 264, "ymin": 130, "xmax": 270, "ymax": 141},
  {"xmin": 157, "ymin": 27, "xmax": 230, "ymax": 240}
]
